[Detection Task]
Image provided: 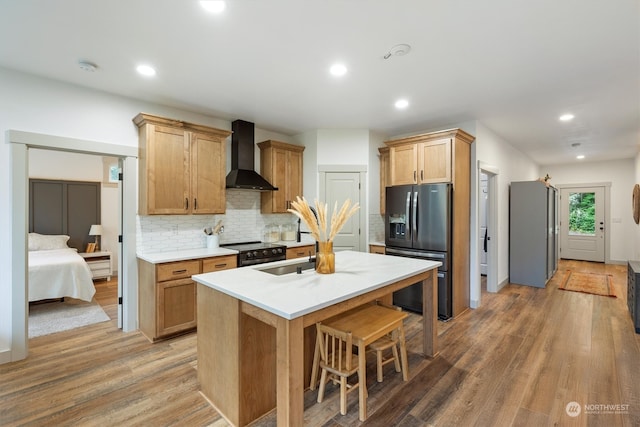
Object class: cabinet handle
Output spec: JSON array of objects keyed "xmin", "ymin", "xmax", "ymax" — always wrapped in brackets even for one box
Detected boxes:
[
  {"xmin": 215, "ymin": 263, "xmax": 227, "ymax": 268},
  {"xmin": 421, "ymin": 170, "xmax": 424, "ymax": 181},
  {"xmin": 194, "ymin": 198, "xmax": 197, "ymax": 210},
  {"xmin": 413, "ymin": 170, "xmax": 417, "ymax": 182},
  {"xmin": 185, "ymin": 198, "xmax": 189, "ymax": 209},
  {"xmin": 172, "ymin": 269, "xmax": 187, "ymax": 275}
]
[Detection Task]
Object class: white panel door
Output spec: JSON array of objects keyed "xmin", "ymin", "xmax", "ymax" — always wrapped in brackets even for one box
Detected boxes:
[
  {"xmin": 479, "ymin": 173, "xmax": 488, "ymax": 275},
  {"xmin": 560, "ymin": 186, "xmax": 605, "ymax": 262},
  {"xmin": 323, "ymin": 172, "xmax": 361, "ymax": 251}
]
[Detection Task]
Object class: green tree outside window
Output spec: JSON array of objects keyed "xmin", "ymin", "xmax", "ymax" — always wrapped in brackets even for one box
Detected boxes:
[{"xmin": 568, "ymin": 192, "xmax": 595, "ymax": 235}]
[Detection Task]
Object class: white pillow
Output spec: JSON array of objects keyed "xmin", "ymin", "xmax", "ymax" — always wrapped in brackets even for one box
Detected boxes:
[{"xmin": 28, "ymin": 233, "xmax": 70, "ymax": 251}]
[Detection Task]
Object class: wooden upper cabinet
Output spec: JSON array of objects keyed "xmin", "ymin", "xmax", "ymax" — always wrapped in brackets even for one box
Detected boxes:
[
  {"xmin": 134, "ymin": 113, "xmax": 231, "ymax": 215},
  {"xmin": 418, "ymin": 138, "xmax": 452, "ymax": 183},
  {"xmin": 386, "ymin": 129, "xmax": 473, "ymax": 186},
  {"xmin": 389, "ymin": 143, "xmax": 418, "ymax": 185},
  {"xmin": 258, "ymin": 140, "xmax": 305, "ymax": 213},
  {"xmin": 191, "ymin": 131, "xmax": 226, "ymax": 214}
]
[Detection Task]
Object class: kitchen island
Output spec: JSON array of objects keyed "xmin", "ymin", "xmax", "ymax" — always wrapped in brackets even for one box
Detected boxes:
[{"xmin": 192, "ymin": 250, "xmax": 441, "ymax": 426}]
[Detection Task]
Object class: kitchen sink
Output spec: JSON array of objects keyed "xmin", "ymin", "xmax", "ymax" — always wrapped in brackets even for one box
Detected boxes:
[{"xmin": 260, "ymin": 260, "xmax": 316, "ymax": 276}]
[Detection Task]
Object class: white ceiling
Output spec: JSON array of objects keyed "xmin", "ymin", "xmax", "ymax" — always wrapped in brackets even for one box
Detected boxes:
[{"xmin": 0, "ymin": 0, "xmax": 638, "ymax": 165}]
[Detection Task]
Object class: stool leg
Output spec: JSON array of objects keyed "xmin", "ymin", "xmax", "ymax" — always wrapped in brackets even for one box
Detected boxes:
[
  {"xmin": 358, "ymin": 343, "xmax": 367, "ymax": 421},
  {"xmin": 310, "ymin": 336, "xmax": 320, "ymax": 390},
  {"xmin": 392, "ymin": 343, "xmax": 401, "ymax": 373},
  {"xmin": 317, "ymin": 369, "xmax": 328, "ymax": 403},
  {"xmin": 376, "ymin": 349, "xmax": 384, "ymax": 382},
  {"xmin": 398, "ymin": 325, "xmax": 409, "ymax": 381}
]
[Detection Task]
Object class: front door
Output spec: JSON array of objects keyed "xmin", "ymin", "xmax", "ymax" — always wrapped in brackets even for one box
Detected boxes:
[
  {"xmin": 323, "ymin": 172, "xmax": 361, "ymax": 251},
  {"xmin": 560, "ymin": 186, "xmax": 605, "ymax": 262}
]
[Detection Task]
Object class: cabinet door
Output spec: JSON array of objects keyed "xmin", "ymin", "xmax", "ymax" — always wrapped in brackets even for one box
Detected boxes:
[
  {"xmin": 157, "ymin": 278, "xmax": 197, "ymax": 337},
  {"xmin": 419, "ymin": 138, "xmax": 451, "ymax": 183},
  {"xmin": 287, "ymin": 149, "xmax": 303, "ymax": 206},
  {"xmin": 147, "ymin": 125, "xmax": 190, "ymax": 214},
  {"xmin": 191, "ymin": 132, "xmax": 226, "ymax": 214},
  {"xmin": 390, "ymin": 143, "xmax": 417, "ymax": 185}
]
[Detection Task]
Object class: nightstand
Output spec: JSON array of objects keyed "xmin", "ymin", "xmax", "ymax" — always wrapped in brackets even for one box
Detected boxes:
[{"xmin": 80, "ymin": 251, "xmax": 112, "ymax": 280}]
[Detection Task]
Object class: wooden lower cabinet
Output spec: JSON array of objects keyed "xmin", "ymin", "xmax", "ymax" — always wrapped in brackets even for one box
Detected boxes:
[
  {"xmin": 157, "ymin": 278, "xmax": 197, "ymax": 338},
  {"xmin": 138, "ymin": 255, "xmax": 236, "ymax": 342},
  {"xmin": 202, "ymin": 255, "xmax": 237, "ymax": 273},
  {"xmin": 286, "ymin": 244, "xmax": 316, "ymax": 259},
  {"xmin": 369, "ymin": 244, "xmax": 385, "ymax": 254}
]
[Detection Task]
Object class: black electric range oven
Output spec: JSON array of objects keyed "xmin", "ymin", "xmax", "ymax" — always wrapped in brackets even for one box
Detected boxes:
[{"xmin": 221, "ymin": 241, "xmax": 287, "ymax": 267}]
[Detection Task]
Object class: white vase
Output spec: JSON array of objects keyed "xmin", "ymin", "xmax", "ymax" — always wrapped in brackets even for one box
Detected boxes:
[{"xmin": 206, "ymin": 235, "xmax": 219, "ymax": 249}]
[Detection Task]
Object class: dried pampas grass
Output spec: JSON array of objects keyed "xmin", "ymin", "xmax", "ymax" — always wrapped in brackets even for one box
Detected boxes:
[{"xmin": 288, "ymin": 196, "xmax": 360, "ymax": 243}]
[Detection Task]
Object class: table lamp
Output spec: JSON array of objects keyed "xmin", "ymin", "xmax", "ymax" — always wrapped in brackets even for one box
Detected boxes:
[{"xmin": 89, "ymin": 224, "xmax": 103, "ymax": 251}]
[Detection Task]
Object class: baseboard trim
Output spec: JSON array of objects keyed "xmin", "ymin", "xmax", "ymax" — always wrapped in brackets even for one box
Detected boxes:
[
  {"xmin": 0, "ymin": 348, "xmax": 12, "ymax": 365},
  {"xmin": 496, "ymin": 278, "xmax": 508, "ymax": 292}
]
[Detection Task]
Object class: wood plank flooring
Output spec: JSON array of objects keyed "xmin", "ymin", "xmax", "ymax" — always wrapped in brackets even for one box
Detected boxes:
[{"xmin": 1, "ymin": 260, "xmax": 639, "ymax": 426}]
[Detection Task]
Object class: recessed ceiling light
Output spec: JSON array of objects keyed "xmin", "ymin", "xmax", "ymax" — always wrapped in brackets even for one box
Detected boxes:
[
  {"xmin": 559, "ymin": 113, "xmax": 575, "ymax": 121},
  {"xmin": 200, "ymin": 1, "xmax": 226, "ymax": 13},
  {"xmin": 329, "ymin": 63, "xmax": 347, "ymax": 77},
  {"xmin": 576, "ymin": 155, "xmax": 585, "ymax": 159},
  {"xmin": 395, "ymin": 99, "xmax": 409, "ymax": 109},
  {"xmin": 136, "ymin": 64, "xmax": 156, "ymax": 77}
]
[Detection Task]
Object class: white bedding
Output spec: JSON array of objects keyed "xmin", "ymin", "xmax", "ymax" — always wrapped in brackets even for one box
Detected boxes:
[{"xmin": 28, "ymin": 248, "xmax": 96, "ymax": 302}]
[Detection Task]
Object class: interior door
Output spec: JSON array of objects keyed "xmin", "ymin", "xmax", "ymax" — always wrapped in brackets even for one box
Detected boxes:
[
  {"xmin": 560, "ymin": 186, "xmax": 605, "ymax": 262},
  {"xmin": 323, "ymin": 172, "xmax": 361, "ymax": 251},
  {"xmin": 479, "ymin": 173, "xmax": 488, "ymax": 275}
]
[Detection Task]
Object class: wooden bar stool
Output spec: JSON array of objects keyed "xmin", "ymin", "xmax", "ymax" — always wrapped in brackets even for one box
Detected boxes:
[
  {"xmin": 310, "ymin": 304, "xmax": 409, "ymax": 421},
  {"xmin": 314, "ymin": 322, "xmax": 363, "ymax": 416}
]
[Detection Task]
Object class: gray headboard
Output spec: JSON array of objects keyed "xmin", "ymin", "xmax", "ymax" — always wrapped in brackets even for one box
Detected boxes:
[{"xmin": 29, "ymin": 179, "xmax": 101, "ymax": 252}]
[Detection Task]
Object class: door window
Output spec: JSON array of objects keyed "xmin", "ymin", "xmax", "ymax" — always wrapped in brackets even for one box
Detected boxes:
[{"xmin": 568, "ymin": 192, "xmax": 595, "ymax": 236}]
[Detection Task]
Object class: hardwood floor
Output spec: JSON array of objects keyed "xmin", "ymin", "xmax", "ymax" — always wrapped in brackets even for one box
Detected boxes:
[{"xmin": 1, "ymin": 260, "xmax": 639, "ymax": 426}]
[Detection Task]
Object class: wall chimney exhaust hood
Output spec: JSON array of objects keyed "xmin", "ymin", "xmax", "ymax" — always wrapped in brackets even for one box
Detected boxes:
[{"xmin": 226, "ymin": 119, "xmax": 278, "ymax": 191}]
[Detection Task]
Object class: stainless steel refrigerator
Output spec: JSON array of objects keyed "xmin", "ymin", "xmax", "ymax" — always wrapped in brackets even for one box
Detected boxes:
[{"xmin": 385, "ymin": 183, "xmax": 452, "ymax": 319}]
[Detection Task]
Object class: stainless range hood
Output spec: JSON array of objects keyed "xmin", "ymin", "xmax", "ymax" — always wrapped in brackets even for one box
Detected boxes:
[{"xmin": 225, "ymin": 119, "xmax": 278, "ymax": 191}]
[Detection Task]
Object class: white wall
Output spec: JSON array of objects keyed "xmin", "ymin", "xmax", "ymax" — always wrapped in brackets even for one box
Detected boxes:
[
  {"xmin": 544, "ymin": 158, "xmax": 635, "ymax": 262},
  {"xmin": 0, "ymin": 67, "xmax": 293, "ymax": 362},
  {"xmin": 475, "ymin": 122, "xmax": 539, "ymax": 291}
]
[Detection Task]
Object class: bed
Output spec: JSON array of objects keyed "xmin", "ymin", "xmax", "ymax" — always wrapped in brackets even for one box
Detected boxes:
[{"xmin": 28, "ymin": 233, "xmax": 96, "ymax": 302}]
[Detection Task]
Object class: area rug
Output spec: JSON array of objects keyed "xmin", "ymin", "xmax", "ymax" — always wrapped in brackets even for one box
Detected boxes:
[
  {"xmin": 29, "ymin": 299, "xmax": 110, "ymax": 338},
  {"xmin": 558, "ymin": 270, "xmax": 617, "ymax": 298}
]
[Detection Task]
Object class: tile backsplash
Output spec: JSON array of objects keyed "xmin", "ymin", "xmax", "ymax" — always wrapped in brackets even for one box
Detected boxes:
[{"xmin": 136, "ymin": 190, "xmax": 299, "ymax": 254}]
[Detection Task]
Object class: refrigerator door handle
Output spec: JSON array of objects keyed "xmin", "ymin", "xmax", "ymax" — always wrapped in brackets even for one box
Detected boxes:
[
  {"xmin": 405, "ymin": 191, "xmax": 411, "ymax": 240},
  {"xmin": 412, "ymin": 191, "xmax": 418, "ymax": 237}
]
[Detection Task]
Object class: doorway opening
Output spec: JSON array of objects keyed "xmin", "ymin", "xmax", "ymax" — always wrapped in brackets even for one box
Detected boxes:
[
  {"xmin": 478, "ymin": 163, "xmax": 499, "ymax": 294},
  {"xmin": 558, "ymin": 184, "xmax": 610, "ymax": 263},
  {"xmin": 9, "ymin": 130, "xmax": 137, "ymax": 362}
]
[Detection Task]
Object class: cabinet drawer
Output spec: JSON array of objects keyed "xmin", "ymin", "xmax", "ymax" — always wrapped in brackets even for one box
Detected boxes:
[
  {"xmin": 202, "ymin": 255, "xmax": 237, "ymax": 273},
  {"xmin": 286, "ymin": 245, "xmax": 315, "ymax": 259},
  {"xmin": 157, "ymin": 260, "xmax": 200, "ymax": 282},
  {"xmin": 88, "ymin": 260, "xmax": 110, "ymax": 270}
]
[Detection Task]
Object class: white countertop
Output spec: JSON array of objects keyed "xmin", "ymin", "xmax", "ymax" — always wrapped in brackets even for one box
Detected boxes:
[
  {"xmin": 137, "ymin": 247, "xmax": 238, "ymax": 264},
  {"xmin": 137, "ymin": 237, "xmax": 316, "ymax": 264},
  {"xmin": 193, "ymin": 250, "xmax": 441, "ymax": 320}
]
